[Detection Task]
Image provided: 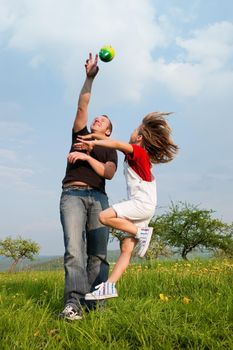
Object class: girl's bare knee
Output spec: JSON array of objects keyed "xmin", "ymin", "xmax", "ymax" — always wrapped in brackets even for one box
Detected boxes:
[{"xmin": 121, "ymin": 247, "xmax": 132, "ymax": 256}]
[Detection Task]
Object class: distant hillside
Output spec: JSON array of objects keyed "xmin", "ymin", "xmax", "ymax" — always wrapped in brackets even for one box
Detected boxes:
[
  {"xmin": 0, "ymin": 249, "xmax": 213, "ymax": 272},
  {"xmin": 0, "ymin": 250, "xmax": 121, "ymax": 272},
  {"xmin": 23, "ymin": 257, "xmax": 63, "ymax": 271},
  {"xmin": 0, "ymin": 256, "xmax": 61, "ymax": 272},
  {"xmin": 25, "ymin": 250, "xmax": 121, "ymax": 271}
]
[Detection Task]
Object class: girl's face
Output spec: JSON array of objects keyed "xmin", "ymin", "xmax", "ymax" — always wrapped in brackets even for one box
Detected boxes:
[{"xmin": 129, "ymin": 126, "xmax": 142, "ymax": 144}]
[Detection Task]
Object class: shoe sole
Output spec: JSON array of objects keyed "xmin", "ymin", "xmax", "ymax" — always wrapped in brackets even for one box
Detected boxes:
[
  {"xmin": 85, "ymin": 294, "xmax": 118, "ymax": 301},
  {"xmin": 59, "ymin": 314, "xmax": 83, "ymax": 321},
  {"xmin": 59, "ymin": 312, "xmax": 83, "ymax": 321},
  {"xmin": 64, "ymin": 315, "xmax": 83, "ymax": 321}
]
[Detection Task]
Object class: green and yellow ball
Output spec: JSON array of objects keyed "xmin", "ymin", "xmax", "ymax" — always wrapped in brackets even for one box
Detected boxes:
[{"xmin": 99, "ymin": 45, "xmax": 115, "ymax": 62}]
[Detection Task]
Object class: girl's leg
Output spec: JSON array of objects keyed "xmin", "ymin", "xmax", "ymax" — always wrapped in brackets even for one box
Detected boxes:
[
  {"xmin": 99, "ymin": 208, "xmax": 138, "ymax": 235},
  {"xmin": 108, "ymin": 237, "xmax": 137, "ymax": 283},
  {"xmin": 84, "ymin": 237, "xmax": 137, "ymax": 300}
]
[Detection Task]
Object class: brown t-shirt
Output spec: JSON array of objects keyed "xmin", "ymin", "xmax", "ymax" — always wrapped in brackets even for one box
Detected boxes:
[{"xmin": 62, "ymin": 127, "xmax": 118, "ymax": 193}]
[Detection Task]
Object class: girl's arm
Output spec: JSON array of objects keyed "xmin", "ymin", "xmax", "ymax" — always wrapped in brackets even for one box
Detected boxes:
[{"xmin": 74, "ymin": 137, "xmax": 133, "ymax": 154}]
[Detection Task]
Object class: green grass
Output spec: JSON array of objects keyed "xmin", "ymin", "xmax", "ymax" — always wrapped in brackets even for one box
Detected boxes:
[{"xmin": 0, "ymin": 259, "xmax": 233, "ymax": 349}]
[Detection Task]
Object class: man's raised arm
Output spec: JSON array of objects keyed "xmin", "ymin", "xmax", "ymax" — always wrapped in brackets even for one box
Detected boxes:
[{"xmin": 73, "ymin": 53, "xmax": 99, "ymax": 132}]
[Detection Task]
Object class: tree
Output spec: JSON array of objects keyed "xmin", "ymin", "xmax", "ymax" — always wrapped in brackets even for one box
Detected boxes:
[
  {"xmin": 146, "ymin": 237, "xmax": 172, "ymax": 260},
  {"xmin": 0, "ymin": 236, "xmax": 40, "ymax": 272},
  {"xmin": 150, "ymin": 202, "xmax": 233, "ymax": 260},
  {"xmin": 212, "ymin": 234, "xmax": 233, "ymax": 258}
]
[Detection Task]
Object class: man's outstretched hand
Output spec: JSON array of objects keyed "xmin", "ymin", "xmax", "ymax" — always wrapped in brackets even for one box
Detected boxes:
[{"xmin": 85, "ymin": 53, "xmax": 99, "ymax": 78}]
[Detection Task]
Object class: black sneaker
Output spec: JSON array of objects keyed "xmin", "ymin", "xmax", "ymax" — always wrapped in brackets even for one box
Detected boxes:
[{"xmin": 59, "ymin": 304, "xmax": 83, "ymax": 321}]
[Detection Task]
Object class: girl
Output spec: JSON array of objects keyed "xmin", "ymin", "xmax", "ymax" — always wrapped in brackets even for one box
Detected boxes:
[{"xmin": 74, "ymin": 112, "xmax": 178, "ymax": 300}]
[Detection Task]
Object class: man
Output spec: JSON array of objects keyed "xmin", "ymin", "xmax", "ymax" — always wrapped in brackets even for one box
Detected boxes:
[{"xmin": 59, "ymin": 53, "xmax": 118, "ymax": 320}]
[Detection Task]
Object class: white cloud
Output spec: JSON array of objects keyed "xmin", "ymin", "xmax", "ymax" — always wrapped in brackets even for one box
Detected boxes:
[
  {"xmin": 0, "ymin": 164, "xmax": 56, "ymax": 196},
  {"xmin": 0, "ymin": 120, "xmax": 33, "ymax": 137},
  {"xmin": 1, "ymin": 1, "xmax": 233, "ymax": 102},
  {"xmin": 29, "ymin": 54, "xmax": 45, "ymax": 69},
  {"xmin": 151, "ymin": 21, "xmax": 233, "ymax": 98},
  {"xmin": 167, "ymin": 5, "xmax": 198, "ymax": 24},
  {"xmin": 0, "ymin": 148, "xmax": 17, "ymax": 162},
  {"xmin": 0, "ymin": 0, "xmax": 166, "ymax": 102},
  {"xmin": 5, "ymin": 0, "xmax": 164, "ymax": 52},
  {"xmin": 176, "ymin": 21, "xmax": 233, "ymax": 68},
  {"xmin": 0, "ymin": 164, "xmax": 34, "ymax": 187},
  {"xmin": 0, "ymin": 120, "xmax": 34, "ymax": 150},
  {"xmin": 0, "ymin": 0, "xmax": 18, "ymax": 33},
  {"xmin": 153, "ymin": 59, "xmax": 204, "ymax": 97}
]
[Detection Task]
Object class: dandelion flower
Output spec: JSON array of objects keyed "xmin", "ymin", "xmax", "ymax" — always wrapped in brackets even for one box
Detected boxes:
[
  {"xmin": 159, "ymin": 293, "xmax": 169, "ymax": 302},
  {"xmin": 183, "ymin": 296, "xmax": 191, "ymax": 304}
]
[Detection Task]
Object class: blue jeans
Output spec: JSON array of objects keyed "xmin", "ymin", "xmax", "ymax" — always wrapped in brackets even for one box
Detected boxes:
[{"xmin": 60, "ymin": 187, "xmax": 110, "ymax": 309}]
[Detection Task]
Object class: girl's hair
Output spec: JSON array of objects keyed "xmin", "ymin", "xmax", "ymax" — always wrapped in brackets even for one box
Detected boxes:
[{"xmin": 140, "ymin": 112, "xmax": 178, "ymax": 164}]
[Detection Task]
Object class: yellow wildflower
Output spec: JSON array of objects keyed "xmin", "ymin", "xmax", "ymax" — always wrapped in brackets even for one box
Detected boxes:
[
  {"xmin": 183, "ymin": 296, "xmax": 191, "ymax": 304},
  {"xmin": 48, "ymin": 329, "xmax": 59, "ymax": 336},
  {"xmin": 159, "ymin": 293, "xmax": 169, "ymax": 302}
]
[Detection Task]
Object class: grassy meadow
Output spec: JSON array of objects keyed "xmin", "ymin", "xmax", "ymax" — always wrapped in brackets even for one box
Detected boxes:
[{"xmin": 0, "ymin": 259, "xmax": 233, "ymax": 349}]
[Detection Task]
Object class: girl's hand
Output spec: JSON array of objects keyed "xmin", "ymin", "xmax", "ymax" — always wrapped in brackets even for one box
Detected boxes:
[
  {"xmin": 78, "ymin": 133, "xmax": 108, "ymax": 140},
  {"xmin": 73, "ymin": 139, "xmax": 95, "ymax": 153}
]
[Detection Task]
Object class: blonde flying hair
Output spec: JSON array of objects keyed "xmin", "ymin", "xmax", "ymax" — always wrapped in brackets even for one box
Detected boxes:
[{"xmin": 139, "ymin": 112, "xmax": 178, "ymax": 164}]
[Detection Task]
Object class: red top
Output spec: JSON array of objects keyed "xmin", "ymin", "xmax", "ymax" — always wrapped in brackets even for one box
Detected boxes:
[{"xmin": 125, "ymin": 144, "xmax": 152, "ymax": 181}]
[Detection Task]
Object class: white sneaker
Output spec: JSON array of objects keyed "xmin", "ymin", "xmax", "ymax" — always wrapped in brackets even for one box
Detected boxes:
[
  {"xmin": 59, "ymin": 304, "xmax": 83, "ymax": 321},
  {"xmin": 136, "ymin": 227, "xmax": 153, "ymax": 258},
  {"xmin": 85, "ymin": 282, "xmax": 118, "ymax": 300}
]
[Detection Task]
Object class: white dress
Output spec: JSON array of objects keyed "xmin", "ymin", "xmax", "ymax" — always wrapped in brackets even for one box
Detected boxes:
[{"xmin": 112, "ymin": 161, "xmax": 157, "ymax": 227}]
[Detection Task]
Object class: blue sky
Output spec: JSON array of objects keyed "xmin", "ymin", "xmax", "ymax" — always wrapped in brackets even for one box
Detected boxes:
[{"xmin": 0, "ymin": 0, "xmax": 233, "ymax": 255}]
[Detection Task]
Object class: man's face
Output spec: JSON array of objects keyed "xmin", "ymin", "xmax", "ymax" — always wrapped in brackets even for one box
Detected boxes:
[{"xmin": 90, "ymin": 116, "xmax": 111, "ymax": 135}]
